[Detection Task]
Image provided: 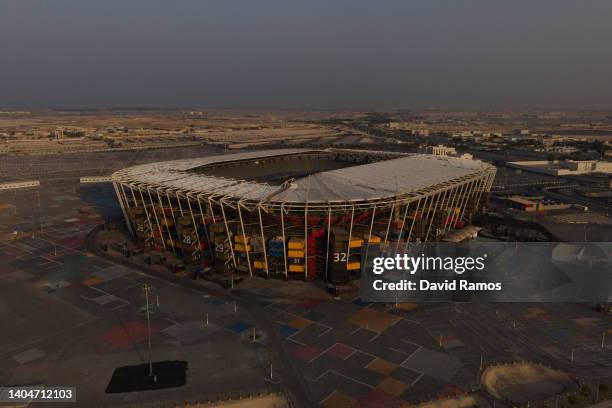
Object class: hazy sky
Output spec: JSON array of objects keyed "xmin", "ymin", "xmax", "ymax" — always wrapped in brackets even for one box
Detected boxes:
[{"xmin": 1, "ymin": 1, "xmax": 612, "ymax": 110}]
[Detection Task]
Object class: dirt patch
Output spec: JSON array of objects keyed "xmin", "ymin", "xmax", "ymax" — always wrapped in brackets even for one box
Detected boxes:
[
  {"xmin": 407, "ymin": 394, "xmax": 491, "ymax": 408},
  {"xmin": 482, "ymin": 362, "xmax": 577, "ymax": 405}
]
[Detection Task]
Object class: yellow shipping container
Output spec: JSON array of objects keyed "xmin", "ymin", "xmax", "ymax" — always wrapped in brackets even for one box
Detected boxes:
[
  {"xmin": 234, "ymin": 244, "xmax": 252, "ymax": 252},
  {"xmin": 288, "ymin": 250, "xmax": 305, "ymax": 258},
  {"xmin": 288, "ymin": 239, "xmax": 305, "ymax": 250},
  {"xmin": 347, "ymin": 262, "xmax": 361, "ymax": 270},
  {"xmin": 253, "ymin": 260, "xmax": 267, "ymax": 270},
  {"xmin": 289, "ymin": 264, "xmax": 305, "ymax": 273},
  {"xmin": 161, "ymin": 218, "xmax": 174, "ymax": 227},
  {"xmin": 178, "ymin": 216, "xmax": 192, "ymax": 226},
  {"xmin": 235, "ymin": 234, "xmax": 251, "ymax": 245},
  {"xmin": 366, "ymin": 235, "xmax": 381, "ymax": 244},
  {"xmin": 348, "ymin": 238, "xmax": 364, "ymax": 248}
]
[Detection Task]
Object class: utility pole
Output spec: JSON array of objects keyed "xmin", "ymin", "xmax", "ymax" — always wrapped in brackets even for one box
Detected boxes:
[{"xmin": 142, "ymin": 284, "xmax": 154, "ymax": 378}]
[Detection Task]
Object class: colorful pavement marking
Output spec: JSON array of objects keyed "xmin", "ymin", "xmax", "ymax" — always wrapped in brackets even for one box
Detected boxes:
[
  {"xmin": 401, "ymin": 348, "xmax": 462, "ymax": 382},
  {"xmin": 278, "ymin": 324, "xmax": 299, "ymax": 338},
  {"xmin": 352, "ymin": 298, "xmax": 371, "ymax": 307},
  {"xmin": 294, "ymin": 345, "xmax": 321, "ymax": 362},
  {"xmin": 573, "ymin": 317, "xmax": 600, "ymax": 328},
  {"xmin": 58, "ymin": 236, "xmax": 85, "ymax": 249},
  {"xmin": 225, "ymin": 321, "xmax": 251, "ymax": 334},
  {"xmin": 349, "ymin": 308, "xmax": 400, "ymax": 333},
  {"xmin": 82, "ymin": 277, "xmax": 104, "ymax": 286},
  {"xmin": 358, "ymin": 389, "xmax": 405, "ymax": 408},
  {"xmin": 376, "ymin": 377, "xmax": 408, "ymax": 397},
  {"xmin": 321, "ymin": 390, "xmax": 356, "ymax": 408},
  {"xmin": 163, "ymin": 321, "xmax": 219, "ymax": 344},
  {"xmin": 395, "ymin": 303, "xmax": 418, "ymax": 311},
  {"xmin": 366, "ymin": 358, "xmax": 398, "ymax": 376},
  {"xmin": 207, "ymin": 298, "xmax": 225, "ymax": 306},
  {"xmin": 0, "ymin": 265, "xmax": 19, "ymax": 275},
  {"xmin": 100, "ymin": 321, "xmax": 152, "ymax": 348},
  {"xmin": 92, "ymin": 294, "xmax": 119, "ymax": 305},
  {"xmin": 440, "ymin": 334, "xmax": 464, "ymax": 349},
  {"xmin": 32, "ymin": 280, "xmax": 50, "ymax": 288},
  {"xmin": 13, "ymin": 348, "xmax": 46, "ymax": 365},
  {"xmin": 301, "ymin": 299, "xmax": 321, "ymax": 309},
  {"xmin": 328, "ymin": 343, "xmax": 355, "ymax": 360},
  {"xmin": 525, "ymin": 307, "xmax": 546, "ymax": 318},
  {"xmin": 288, "ymin": 317, "xmax": 312, "ymax": 330}
]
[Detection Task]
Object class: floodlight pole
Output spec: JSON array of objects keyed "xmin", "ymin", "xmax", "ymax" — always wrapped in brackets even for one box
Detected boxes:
[{"xmin": 142, "ymin": 283, "xmax": 154, "ymax": 377}]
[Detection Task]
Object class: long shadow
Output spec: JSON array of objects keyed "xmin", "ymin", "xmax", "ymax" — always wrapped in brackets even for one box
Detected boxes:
[
  {"xmin": 75, "ymin": 183, "xmax": 123, "ymax": 223},
  {"xmin": 105, "ymin": 360, "xmax": 187, "ymax": 393}
]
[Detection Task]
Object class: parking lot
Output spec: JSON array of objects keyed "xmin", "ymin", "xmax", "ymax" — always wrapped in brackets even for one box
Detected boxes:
[{"xmin": 0, "ymin": 181, "xmax": 274, "ymax": 407}]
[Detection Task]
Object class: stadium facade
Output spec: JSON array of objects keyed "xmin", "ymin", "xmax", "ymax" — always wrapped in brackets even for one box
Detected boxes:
[{"xmin": 111, "ymin": 149, "xmax": 496, "ymax": 283}]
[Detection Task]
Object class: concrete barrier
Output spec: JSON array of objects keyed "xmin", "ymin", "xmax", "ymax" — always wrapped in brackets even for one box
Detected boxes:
[
  {"xmin": 79, "ymin": 176, "xmax": 112, "ymax": 183},
  {"xmin": 0, "ymin": 180, "xmax": 40, "ymax": 190}
]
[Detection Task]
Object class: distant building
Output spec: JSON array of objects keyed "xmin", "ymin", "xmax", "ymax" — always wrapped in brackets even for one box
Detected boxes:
[
  {"xmin": 539, "ymin": 146, "xmax": 579, "ymax": 154},
  {"xmin": 388, "ymin": 121, "xmax": 406, "ymax": 130},
  {"xmin": 508, "ymin": 160, "xmax": 612, "ymax": 176},
  {"xmin": 424, "ymin": 144, "xmax": 473, "ymax": 160},
  {"xmin": 505, "ymin": 195, "xmax": 571, "ymax": 212},
  {"xmin": 411, "ymin": 129, "xmax": 429, "ymax": 137},
  {"xmin": 430, "ymin": 144, "xmax": 457, "ymax": 156}
]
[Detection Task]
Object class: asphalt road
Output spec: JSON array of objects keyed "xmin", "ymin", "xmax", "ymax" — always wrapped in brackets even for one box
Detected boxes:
[{"xmin": 543, "ymin": 186, "xmax": 612, "ymax": 215}]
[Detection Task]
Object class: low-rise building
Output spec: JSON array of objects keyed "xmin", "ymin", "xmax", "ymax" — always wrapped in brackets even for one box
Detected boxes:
[
  {"xmin": 508, "ymin": 160, "xmax": 612, "ymax": 176},
  {"xmin": 505, "ymin": 195, "xmax": 571, "ymax": 212}
]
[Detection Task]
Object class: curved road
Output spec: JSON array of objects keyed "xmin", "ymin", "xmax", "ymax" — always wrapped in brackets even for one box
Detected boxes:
[{"xmin": 86, "ymin": 225, "xmax": 316, "ymax": 408}]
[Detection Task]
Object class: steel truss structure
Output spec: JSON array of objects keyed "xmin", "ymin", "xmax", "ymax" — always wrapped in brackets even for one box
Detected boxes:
[{"xmin": 111, "ymin": 149, "xmax": 496, "ymax": 282}]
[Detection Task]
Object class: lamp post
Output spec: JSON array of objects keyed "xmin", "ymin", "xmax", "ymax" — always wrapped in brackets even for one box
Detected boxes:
[{"xmin": 142, "ymin": 284, "xmax": 154, "ymax": 378}]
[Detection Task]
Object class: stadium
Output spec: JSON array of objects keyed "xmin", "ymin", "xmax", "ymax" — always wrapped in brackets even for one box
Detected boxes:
[{"xmin": 111, "ymin": 149, "xmax": 496, "ymax": 283}]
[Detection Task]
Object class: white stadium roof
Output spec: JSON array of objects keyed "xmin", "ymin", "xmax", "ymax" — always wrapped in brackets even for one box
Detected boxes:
[{"xmin": 112, "ymin": 149, "xmax": 494, "ymax": 204}]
